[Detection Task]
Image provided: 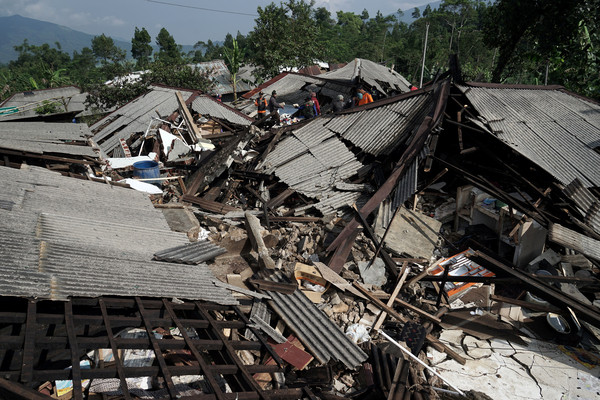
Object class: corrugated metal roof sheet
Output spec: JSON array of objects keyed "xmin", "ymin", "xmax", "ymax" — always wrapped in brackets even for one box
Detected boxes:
[
  {"xmin": 261, "ymin": 119, "xmax": 363, "ymax": 214},
  {"xmin": 549, "ymin": 223, "xmax": 600, "ymax": 261},
  {"xmin": 260, "ymin": 91, "xmax": 435, "ymax": 213},
  {"xmin": 563, "ymin": 179, "xmax": 600, "ymax": 236},
  {"xmin": 191, "ymin": 95, "xmax": 252, "ymax": 126},
  {"xmin": 191, "ymin": 60, "xmax": 253, "ymax": 95},
  {"xmin": 0, "ymin": 122, "xmax": 100, "ymax": 158},
  {"xmin": 0, "ymin": 86, "xmax": 86, "ymax": 121},
  {"xmin": 321, "ymin": 58, "xmax": 411, "ymax": 95},
  {"xmin": 458, "ymin": 85, "xmax": 600, "ymax": 187},
  {"xmin": 0, "ymin": 165, "xmax": 237, "ymax": 304},
  {"xmin": 91, "ymin": 86, "xmax": 196, "ymax": 154},
  {"xmin": 154, "ymin": 240, "xmax": 227, "ymax": 264},
  {"xmin": 326, "ymin": 93, "xmax": 433, "ymax": 156},
  {"xmin": 265, "ymin": 272, "xmax": 368, "ymax": 368}
]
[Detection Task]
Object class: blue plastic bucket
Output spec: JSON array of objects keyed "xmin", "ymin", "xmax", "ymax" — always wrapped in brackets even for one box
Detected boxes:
[{"xmin": 133, "ymin": 160, "xmax": 160, "ymax": 185}]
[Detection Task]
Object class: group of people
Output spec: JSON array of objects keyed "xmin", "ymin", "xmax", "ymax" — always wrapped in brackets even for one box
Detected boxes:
[{"xmin": 254, "ymin": 85, "xmax": 402, "ymax": 120}]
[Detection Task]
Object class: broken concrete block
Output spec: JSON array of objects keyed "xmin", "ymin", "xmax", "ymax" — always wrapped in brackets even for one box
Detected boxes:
[
  {"xmin": 332, "ymin": 302, "xmax": 349, "ymax": 313},
  {"xmin": 374, "ymin": 206, "xmax": 442, "ymax": 259},
  {"xmin": 463, "ymin": 335, "xmax": 493, "ymax": 359},
  {"xmin": 358, "ymin": 258, "xmax": 386, "ymax": 287},
  {"xmin": 329, "ymin": 292, "xmax": 342, "ymax": 305},
  {"xmin": 427, "ymin": 346, "xmax": 447, "ymax": 365}
]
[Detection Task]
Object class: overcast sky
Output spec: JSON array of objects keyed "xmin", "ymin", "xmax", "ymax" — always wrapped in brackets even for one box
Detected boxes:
[{"xmin": 0, "ymin": 0, "xmax": 426, "ymax": 44}]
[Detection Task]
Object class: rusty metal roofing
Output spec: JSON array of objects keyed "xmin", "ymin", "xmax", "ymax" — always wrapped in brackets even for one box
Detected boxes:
[
  {"xmin": 0, "ymin": 86, "xmax": 86, "ymax": 121},
  {"xmin": 0, "ymin": 165, "xmax": 237, "ymax": 304},
  {"xmin": 191, "ymin": 59, "xmax": 254, "ymax": 95},
  {"xmin": 549, "ymin": 223, "xmax": 600, "ymax": 261},
  {"xmin": 321, "ymin": 58, "xmax": 411, "ymax": 95},
  {"xmin": 326, "ymin": 92, "xmax": 434, "ymax": 156},
  {"xmin": 191, "ymin": 95, "xmax": 253, "ymax": 126},
  {"xmin": 154, "ymin": 240, "xmax": 227, "ymax": 264},
  {"xmin": 457, "ymin": 84, "xmax": 600, "ymax": 188},
  {"xmin": 563, "ymin": 179, "xmax": 600, "ymax": 236},
  {"xmin": 91, "ymin": 85, "xmax": 196, "ymax": 154},
  {"xmin": 265, "ymin": 272, "xmax": 368, "ymax": 368},
  {"xmin": 0, "ymin": 121, "xmax": 100, "ymax": 158}
]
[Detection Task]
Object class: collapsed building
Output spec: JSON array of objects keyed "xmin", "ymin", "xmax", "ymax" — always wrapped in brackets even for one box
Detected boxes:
[{"xmin": 0, "ymin": 63, "xmax": 599, "ymax": 400}]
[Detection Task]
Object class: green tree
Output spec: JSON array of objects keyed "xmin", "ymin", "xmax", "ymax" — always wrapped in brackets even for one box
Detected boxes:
[
  {"xmin": 249, "ymin": 0, "xmax": 323, "ymax": 80},
  {"xmin": 70, "ymin": 47, "xmax": 101, "ymax": 87},
  {"xmin": 223, "ymin": 38, "xmax": 244, "ymax": 101},
  {"xmin": 91, "ymin": 34, "xmax": 125, "ymax": 65},
  {"xmin": 131, "ymin": 27, "xmax": 153, "ymax": 68},
  {"xmin": 156, "ymin": 28, "xmax": 183, "ymax": 64}
]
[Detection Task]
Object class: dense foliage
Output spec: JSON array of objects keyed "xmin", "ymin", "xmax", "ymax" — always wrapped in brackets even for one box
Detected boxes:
[{"xmin": 1, "ymin": 0, "xmax": 598, "ymax": 105}]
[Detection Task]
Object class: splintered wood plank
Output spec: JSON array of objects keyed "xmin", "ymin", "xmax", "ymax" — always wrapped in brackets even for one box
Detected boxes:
[
  {"xmin": 135, "ymin": 297, "xmax": 178, "ymax": 399},
  {"xmin": 162, "ymin": 300, "xmax": 226, "ymax": 400},
  {"xmin": 20, "ymin": 300, "xmax": 36, "ymax": 384},
  {"xmin": 64, "ymin": 302, "xmax": 83, "ymax": 400},
  {"xmin": 196, "ymin": 303, "xmax": 269, "ymax": 400},
  {"xmin": 99, "ymin": 299, "xmax": 132, "ymax": 400}
]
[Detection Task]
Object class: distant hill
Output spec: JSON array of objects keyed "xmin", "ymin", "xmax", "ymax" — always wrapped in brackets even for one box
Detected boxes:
[
  {"xmin": 0, "ymin": 15, "xmax": 129, "ymax": 64},
  {"xmin": 0, "ymin": 15, "xmax": 197, "ymax": 65}
]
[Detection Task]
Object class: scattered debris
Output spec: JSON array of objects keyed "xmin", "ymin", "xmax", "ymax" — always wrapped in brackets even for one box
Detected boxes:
[{"xmin": 1, "ymin": 67, "xmax": 600, "ymax": 400}]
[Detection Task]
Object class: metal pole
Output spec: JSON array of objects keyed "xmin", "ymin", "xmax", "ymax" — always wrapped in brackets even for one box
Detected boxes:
[
  {"xmin": 419, "ymin": 22, "xmax": 430, "ymax": 88},
  {"xmin": 544, "ymin": 60, "xmax": 549, "ymax": 86}
]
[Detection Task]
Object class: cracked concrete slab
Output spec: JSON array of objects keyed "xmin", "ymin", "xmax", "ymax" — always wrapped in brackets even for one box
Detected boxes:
[
  {"xmin": 463, "ymin": 335, "xmax": 493, "ymax": 359},
  {"xmin": 434, "ymin": 335, "xmax": 600, "ymax": 400}
]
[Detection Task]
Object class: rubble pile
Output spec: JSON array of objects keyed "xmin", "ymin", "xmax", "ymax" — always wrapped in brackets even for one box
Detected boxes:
[{"xmin": 0, "ymin": 71, "xmax": 600, "ymax": 400}]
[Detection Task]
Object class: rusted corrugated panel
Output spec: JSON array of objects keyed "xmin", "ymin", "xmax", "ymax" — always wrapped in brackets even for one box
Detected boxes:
[
  {"xmin": 191, "ymin": 95, "xmax": 252, "ymax": 126},
  {"xmin": 266, "ymin": 272, "xmax": 368, "ymax": 368},
  {"xmin": 563, "ymin": 179, "xmax": 600, "ymax": 235},
  {"xmin": 154, "ymin": 241, "xmax": 227, "ymax": 264},
  {"xmin": 458, "ymin": 85, "xmax": 600, "ymax": 187},
  {"xmin": 549, "ymin": 224, "xmax": 600, "ymax": 261}
]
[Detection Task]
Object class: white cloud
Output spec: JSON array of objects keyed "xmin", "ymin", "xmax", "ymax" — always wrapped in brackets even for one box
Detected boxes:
[{"xmin": 98, "ymin": 15, "xmax": 126, "ymax": 27}]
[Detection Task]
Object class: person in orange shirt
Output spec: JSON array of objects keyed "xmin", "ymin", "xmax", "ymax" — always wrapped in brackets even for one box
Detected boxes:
[
  {"xmin": 254, "ymin": 91, "xmax": 268, "ymax": 119},
  {"xmin": 358, "ymin": 88, "xmax": 373, "ymax": 105}
]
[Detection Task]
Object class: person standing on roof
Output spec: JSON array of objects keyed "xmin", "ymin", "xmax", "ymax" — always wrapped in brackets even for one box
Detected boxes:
[
  {"xmin": 310, "ymin": 91, "xmax": 321, "ymax": 115},
  {"xmin": 254, "ymin": 91, "xmax": 268, "ymax": 119},
  {"xmin": 332, "ymin": 94, "xmax": 344, "ymax": 112},
  {"xmin": 268, "ymin": 90, "xmax": 284, "ymax": 114},
  {"xmin": 294, "ymin": 97, "xmax": 315, "ymax": 119},
  {"xmin": 357, "ymin": 88, "xmax": 373, "ymax": 105}
]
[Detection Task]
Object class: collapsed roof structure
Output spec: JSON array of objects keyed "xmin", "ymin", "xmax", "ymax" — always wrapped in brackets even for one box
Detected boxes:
[
  {"xmin": 321, "ymin": 58, "xmax": 412, "ymax": 95},
  {"xmin": 191, "ymin": 59, "xmax": 254, "ymax": 98},
  {"xmin": 0, "ymin": 61, "xmax": 599, "ymax": 400},
  {"xmin": 0, "ymin": 86, "xmax": 88, "ymax": 122}
]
